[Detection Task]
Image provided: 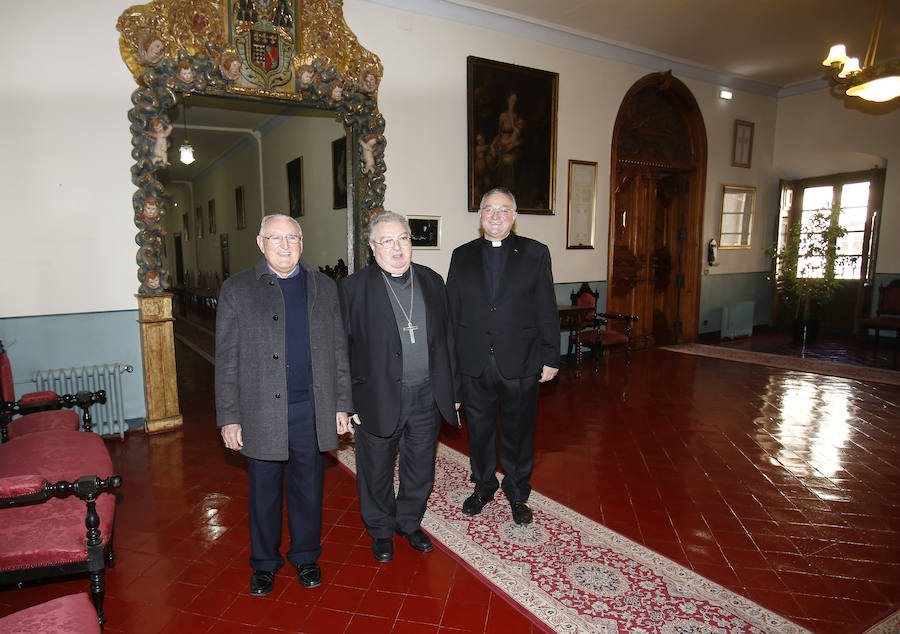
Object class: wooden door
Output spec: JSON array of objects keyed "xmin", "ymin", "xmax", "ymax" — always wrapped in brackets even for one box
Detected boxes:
[
  {"xmin": 608, "ymin": 72, "xmax": 707, "ymax": 346},
  {"xmin": 609, "ymin": 169, "xmax": 691, "ymax": 347}
]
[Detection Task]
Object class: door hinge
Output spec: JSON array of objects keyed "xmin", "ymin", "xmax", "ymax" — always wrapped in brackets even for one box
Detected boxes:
[
  {"xmin": 674, "ymin": 321, "xmax": 683, "ymax": 335},
  {"xmin": 678, "ymin": 228, "xmax": 687, "ymax": 242},
  {"xmin": 676, "ymin": 274, "xmax": 685, "ymax": 289}
]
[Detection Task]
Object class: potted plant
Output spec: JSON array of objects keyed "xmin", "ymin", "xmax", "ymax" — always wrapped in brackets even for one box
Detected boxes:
[{"xmin": 765, "ymin": 202, "xmax": 857, "ymax": 345}]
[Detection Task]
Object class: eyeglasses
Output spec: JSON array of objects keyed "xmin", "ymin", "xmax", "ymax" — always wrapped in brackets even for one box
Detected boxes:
[
  {"xmin": 480, "ymin": 206, "xmax": 515, "ymax": 216},
  {"xmin": 371, "ymin": 235, "xmax": 412, "ymax": 250},
  {"xmin": 264, "ymin": 234, "xmax": 301, "ymax": 245}
]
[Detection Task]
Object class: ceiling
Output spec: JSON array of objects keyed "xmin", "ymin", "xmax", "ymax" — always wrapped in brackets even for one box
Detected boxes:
[
  {"xmin": 445, "ymin": 0, "xmax": 899, "ymax": 88},
  {"xmin": 160, "ymin": 0, "xmax": 899, "ymax": 184}
]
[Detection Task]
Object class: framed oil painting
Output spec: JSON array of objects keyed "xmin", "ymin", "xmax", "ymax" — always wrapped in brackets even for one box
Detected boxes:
[
  {"xmin": 287, "ymin": 156, "xmax": 304, "ymax": 218},
  {"xmin": 207, "ymin": 199, "xmax": 216, "ymax": 235},
  {"xmin": 332, "ymin": 137, "xmax": 347, "ymax": 209},
  {"xmin": 195, "ymin": 206, "xmax": 203, "ymax": 239},
  {"xmin": 408, "ymin": 215, "xmax": 440, "ymax": 249},
  {"xmin": 235, "ymin": 185, "xmax": 246, "ymax": 230},
  {"xmin": 467, "ymin": 56, "xmax": 558, "ymax": 214}
]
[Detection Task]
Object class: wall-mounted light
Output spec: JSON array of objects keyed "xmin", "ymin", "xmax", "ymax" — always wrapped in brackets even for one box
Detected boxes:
[{"xmin": 719, "ymin": 88, "xmax": 734, "ymax": 100}]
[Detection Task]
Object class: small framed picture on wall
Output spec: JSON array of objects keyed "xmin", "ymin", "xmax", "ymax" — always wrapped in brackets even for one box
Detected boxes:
[
  {"xmin": 408, "ymin": 215, "xmax": 440, "ymax": 249},
  {"xmin": 732, "ymin": 120, "xmax": 754, "ymax": 168}
]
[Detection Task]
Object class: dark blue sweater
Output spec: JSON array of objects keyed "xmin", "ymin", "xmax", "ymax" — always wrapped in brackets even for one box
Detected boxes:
[{"xmin": 277, "ymin": 270, "xmax": 312, "ymax": 404}]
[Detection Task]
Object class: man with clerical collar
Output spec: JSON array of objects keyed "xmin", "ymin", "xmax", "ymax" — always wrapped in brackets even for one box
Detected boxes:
[
  {"xmin": 339, "ymin": 211, "xmax": 461, "ymax": 563},
  {"xmin": 215, "ymin": 214, "xmax": 353, "ymax": 597},
  {"xmin": 447, "ymin": 187, "xmax": 559, "ymax": 526}
]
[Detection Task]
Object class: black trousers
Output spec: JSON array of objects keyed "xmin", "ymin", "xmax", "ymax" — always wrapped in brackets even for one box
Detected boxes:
[
  {"xmin": 247, "ymin": 399, "xmax": 323, "ymax": 573},
  {"xmin": 354, "ymin": 380, "xmax": 441, "ymax": 539},
  {"xmin": 461, "ymin": 354, "xmax": 539, "ymax": 504}
]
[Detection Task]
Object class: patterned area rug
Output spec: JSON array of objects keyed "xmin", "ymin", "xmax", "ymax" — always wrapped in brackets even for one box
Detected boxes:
[
  {"xmin": 660, "ymin": 343, "xmax": 900, "ymax": 386},
  {"xmin": 335, "ymin": 443, "xmax": 809, "ymax": 633}
]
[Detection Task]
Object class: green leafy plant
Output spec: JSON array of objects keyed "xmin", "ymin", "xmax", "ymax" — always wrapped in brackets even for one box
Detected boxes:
[{"xmin": 765, "ymin": 203, "xmax": 857, "ymax": 320}]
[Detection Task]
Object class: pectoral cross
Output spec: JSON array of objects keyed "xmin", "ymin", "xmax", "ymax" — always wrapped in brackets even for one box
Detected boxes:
[{"xmin": 404, "ymin": 321, "xmax": 418, "ymax": 343}]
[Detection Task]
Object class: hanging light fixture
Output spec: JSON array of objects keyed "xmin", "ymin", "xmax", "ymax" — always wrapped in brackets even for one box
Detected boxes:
[
  {"xmin": 821, "ymin": 0, "xmax": 900, "ymax": 103},
  {"xmin": 179, "ymin": 97, "xmax": 195, "ymax": 165}
]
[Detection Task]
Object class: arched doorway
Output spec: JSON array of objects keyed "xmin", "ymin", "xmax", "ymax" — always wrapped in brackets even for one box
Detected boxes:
[{"xmin": 608, "ymin": 71, "xmax": 707, "ymax": 347}]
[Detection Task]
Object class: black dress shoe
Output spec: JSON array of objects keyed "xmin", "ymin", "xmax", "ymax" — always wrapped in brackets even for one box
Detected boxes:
[
  {"xmin": 462, "ymin": 492, "xmax": 493, "ymax": 516},
  {"xmin": 371, "ymin": 538, "xmax": 394, "ymax": 562},
  {"xmin": 296, "ymin": 563, "xmax": 322, "ymax": 588},
  {"xmin": 398, "ymin": 528, "xmax": 433, "ymax": 552},
  {"xmin": 510, "ymin": 501, "xmax": 533, "ymax": 525},
  {"xmin": 249, "ymin": 570, "xmax": 275, "ymax": 596}
]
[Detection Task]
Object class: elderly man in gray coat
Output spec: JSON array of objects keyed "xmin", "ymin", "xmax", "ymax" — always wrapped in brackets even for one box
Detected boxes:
[{"xmin": 216, "ymin": 214, "xmax": 353, "ymax": 597}]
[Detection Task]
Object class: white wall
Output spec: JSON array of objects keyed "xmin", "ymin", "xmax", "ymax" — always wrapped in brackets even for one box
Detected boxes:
[
  {"xmin": 2, "ymin": 0, "xmax": 895, "ymax": 324},
  {"xmin": 775, "ymin": 87, "xmax": 900, "ymax": 273},
  {"xmin": 0, "ymin": 0, "xmax": 138, "ymax": 318},
  {"xmin": 343, "ymin": 0, "xmax": 781, "ymax": 282},
  {"xmin": 261, "ymin": 115, "xmax": 350, "ymax": 272}
]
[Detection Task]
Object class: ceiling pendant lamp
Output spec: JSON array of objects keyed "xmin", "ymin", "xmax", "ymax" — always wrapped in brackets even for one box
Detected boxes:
[
  {"xmin": 821, "ymin": 0, "xmax": 900, "ymax": 103},
  {"xmin": 179, "ymin": 97, "xmax": 195, "ymax": 165}
]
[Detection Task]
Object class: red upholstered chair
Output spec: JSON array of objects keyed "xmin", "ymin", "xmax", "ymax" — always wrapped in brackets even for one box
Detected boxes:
[
  {"xmin": 0, "ymin": 341, "xmax": 106, "ymax": 443},
  {"xmin": 0, "ymin": 431, "xmax": 121, "ymax": 628},
  {"xmin": 0, "ymin": 593, "xmax": 101, "ymax": 633},
  {"xmin": 566, "ymin": 283, "xmax": 638, "ymax": 370},
  {"xmin": 861, "ymin": 279, "xmax": 900, "ymax": 365}
]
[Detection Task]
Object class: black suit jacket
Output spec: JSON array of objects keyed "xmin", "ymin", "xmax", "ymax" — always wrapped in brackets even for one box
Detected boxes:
[
  {"xmin": 446, "ymin": 233, "xmax": 559, "ymax": 380},
  {"xmin": 339, "ymin": 263, "xmax": 461, "ymax": 437}
]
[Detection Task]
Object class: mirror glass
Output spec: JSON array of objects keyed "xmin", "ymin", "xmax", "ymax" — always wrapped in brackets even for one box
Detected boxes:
[
  {"xmin": 158, "ymin": 95, "xmax": 350, "ymax": 287},
  {"xmin": 719, "ymin": 184, "xmax": 756, "ymax": 248}
]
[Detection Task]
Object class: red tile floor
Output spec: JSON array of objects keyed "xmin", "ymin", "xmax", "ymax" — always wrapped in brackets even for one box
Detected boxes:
[{"xmin": 1, "ymin": 325, "xmax": 898, "ymax": 633}]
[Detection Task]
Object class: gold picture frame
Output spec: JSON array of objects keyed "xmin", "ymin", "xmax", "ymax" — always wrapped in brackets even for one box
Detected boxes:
[
  {"xmin": 719, "ymin": 184, "xmax": 756, "ymax": 247},
  {"xmin": 566, "ymin": 160, "xmax": 597, "ymax": 249},
  {"xmin": 467, "ymin": 56, "xmax": 558, "ymax": 214}
]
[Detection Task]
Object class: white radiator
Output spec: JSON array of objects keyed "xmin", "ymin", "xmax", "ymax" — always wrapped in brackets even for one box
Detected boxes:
[
  {"xmin": 722, "ymin": 301, "xmax": 754, "ymax": 339},
  {"xmin": 33, "ymin": 364, "xmax": 131, "ymax": 437}
]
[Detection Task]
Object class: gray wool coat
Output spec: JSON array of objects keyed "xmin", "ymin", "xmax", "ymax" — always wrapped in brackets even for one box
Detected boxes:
[{"xmin": 214, "ymin": 258, "xmax": 353, "ymax": 461}]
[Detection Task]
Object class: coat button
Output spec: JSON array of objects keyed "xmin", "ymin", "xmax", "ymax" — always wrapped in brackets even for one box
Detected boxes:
[
  {"xmin": 490, "ymin": 306, "xmax": 497, "ymax": 312},
  {"xmin": 275, "ymin": 393, "xmax": 281, "ymax": 399},
  {"xmin": 273, "ymin": 315, "xmax": 279, "ymax": 321},
  {"xmin": 273, "ymin": 353, "xmax": 279, "ymax": 359},
  {"xmin": 395, "ymin": 352, "xmax": 401, "ymax": 357}
]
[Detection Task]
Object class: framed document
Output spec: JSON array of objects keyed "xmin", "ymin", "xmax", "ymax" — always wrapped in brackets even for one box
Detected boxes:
[
  {"xmin": 566, "ymin": 160, "xmax": 597, "ymax": 249},
  {"xmin": 732, "ymin": 120, "xmax": 754, "ymax": 168}
]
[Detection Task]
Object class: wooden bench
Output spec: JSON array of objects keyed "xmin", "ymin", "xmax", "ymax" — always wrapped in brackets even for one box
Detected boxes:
[{"xmin": 0, "ymin": 430, "xmax": 121, "ymax": 629}]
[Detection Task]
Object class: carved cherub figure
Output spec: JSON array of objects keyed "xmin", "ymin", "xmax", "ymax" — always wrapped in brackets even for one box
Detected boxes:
[
  {"xmin": 360, "ymin": 136, "xmax": 377, "ymax": 174},
  {"xmin": 149, "ymin": 118, "xmax": 173, "ymax": 166}
]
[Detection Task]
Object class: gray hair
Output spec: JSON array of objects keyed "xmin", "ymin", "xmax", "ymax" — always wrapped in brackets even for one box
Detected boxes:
[
  {"xmin": 259, "ymin": 214, "xmax": 302, "ymax": 237},
  {"xmin": 368, "ymin": 211, "xmax": 411, "ymax": 240},
  {"xmin": 479, "ymin": 187, "xmax": 517, "ymax": 211}
]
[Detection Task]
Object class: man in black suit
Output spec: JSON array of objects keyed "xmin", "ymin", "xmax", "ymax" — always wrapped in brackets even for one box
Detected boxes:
[
  {"xmin": 339, "ymin": 211, "xmax": 461, "ymax": 562},
  {"xmin": 447, "ymin": 187, "xmax": 559, "ymax": 525}
]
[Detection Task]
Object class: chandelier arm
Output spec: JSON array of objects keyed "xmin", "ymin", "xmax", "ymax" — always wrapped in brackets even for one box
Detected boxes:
[{"xmin": 863, "ymin": 1, "xmax": 884, "ymax": 68}]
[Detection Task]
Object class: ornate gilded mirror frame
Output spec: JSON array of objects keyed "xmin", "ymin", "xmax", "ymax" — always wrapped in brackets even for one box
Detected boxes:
[{"xmin": 118, "ymin": 0, "xmax": 385, "ymax": 294}]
